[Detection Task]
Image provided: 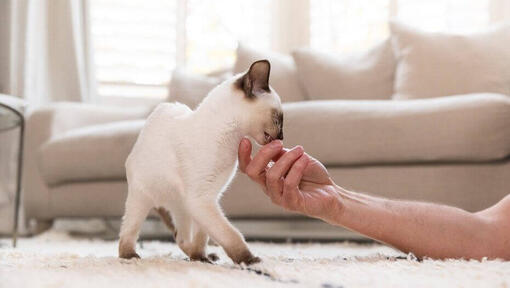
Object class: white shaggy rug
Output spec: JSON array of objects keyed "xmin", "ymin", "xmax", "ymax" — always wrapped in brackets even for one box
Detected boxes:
[{"xmin": 1, "ymin": 231, "xmax": 509, "ymax": 288}]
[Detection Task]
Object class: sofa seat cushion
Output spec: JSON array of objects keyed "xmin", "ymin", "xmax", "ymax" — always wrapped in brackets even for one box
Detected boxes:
[
  {"xmin": 167, "ymin": 69, "xmax": 229, "ymax": 110},
  {"xmin": 284, "ymin": 93, "xmax": 510, "ymax": 166},
  {"xmin": 39, "ymin": 120, "xmax": 145, "ymax": 186},
  {"xmin": 39, "ymin": 94, "xmax": 510, "ymax": 186}
]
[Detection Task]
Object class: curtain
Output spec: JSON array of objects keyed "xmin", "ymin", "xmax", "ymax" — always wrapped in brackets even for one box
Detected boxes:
[
  {"xmin": 0, "ymin": 0, "xmax": 95, "ymax": 234},
  {"xmin": 8, "ymin": 0, "xmax": 96, "ymax": 104}
]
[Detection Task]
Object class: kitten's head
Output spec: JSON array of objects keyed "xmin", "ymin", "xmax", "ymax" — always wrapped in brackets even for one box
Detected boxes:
[{"xmin": 234, "ymin": 60, "xmax": 283, "ymax": 145}]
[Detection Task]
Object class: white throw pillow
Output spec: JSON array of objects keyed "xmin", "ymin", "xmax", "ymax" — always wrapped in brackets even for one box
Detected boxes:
[
  {"xmin": 167, "ymin": 69, "xmax": 227, "ymax": 109},
  {"xmin": 391, "ymin": 22, "xmax": 510, "ymax": 99},
  {"xmin": 233, "ymin": 44, "xmax": 307, "ymax": 102},
  {"xmin": 292, "ymin": 39, "xmax": 396, "ymax": 100}
]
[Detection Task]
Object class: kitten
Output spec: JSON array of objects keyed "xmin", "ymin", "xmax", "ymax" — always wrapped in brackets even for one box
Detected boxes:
[{"xmin": 118, "ymin": 60, "xmax": 283, "ymax": 265}]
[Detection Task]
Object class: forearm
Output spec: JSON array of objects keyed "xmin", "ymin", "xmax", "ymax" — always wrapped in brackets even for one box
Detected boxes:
[{"xmin": 330, "ymin": 186, "xmax": 495, "ymax": 260}]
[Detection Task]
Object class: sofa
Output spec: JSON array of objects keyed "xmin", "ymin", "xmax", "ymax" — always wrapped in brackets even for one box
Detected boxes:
[{"xmin": 22, "ymin": 22, "xmax": 510, "ymax": 238}]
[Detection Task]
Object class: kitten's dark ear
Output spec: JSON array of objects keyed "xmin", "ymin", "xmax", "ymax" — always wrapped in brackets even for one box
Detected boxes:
[{"xmin": 237, "ymin": 60, "xmax": 271, "ymax": 99}]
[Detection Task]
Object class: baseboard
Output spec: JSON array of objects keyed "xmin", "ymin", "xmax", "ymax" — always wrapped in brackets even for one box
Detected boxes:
[{"xmin": 48, "ymin": 217, "xmax": 366, "ymax": 242}]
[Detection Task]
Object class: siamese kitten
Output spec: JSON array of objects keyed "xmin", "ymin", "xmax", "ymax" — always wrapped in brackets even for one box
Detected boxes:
[{"xmin": 119, "ymin": 60, "xmax": 283, "ymax": 265}]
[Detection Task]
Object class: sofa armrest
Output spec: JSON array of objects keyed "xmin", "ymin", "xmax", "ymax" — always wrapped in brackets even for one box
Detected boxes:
[
  {"xmin": 283, "ymin": 93, "xmax": 510, "ymax": 165},
  {"xmin": 22, "ymin": 102, "xmax": 151, "ymax": 219}
]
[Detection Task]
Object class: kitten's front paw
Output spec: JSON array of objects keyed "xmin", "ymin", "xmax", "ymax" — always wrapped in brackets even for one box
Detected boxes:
[
  {"xmin": 233, "ymin": 250, "xmax": 262, "ymax": 265},
  {"xmin": 190, "ymin": 253, "xmax": 218, "ymax": 264},
  {"xmin": 119, "ymin": 251, "xmax": 141, "ymax": 259},
  {"xmin": 119, "ymin": 239, "xmax": 141, "ymax": 259},
  {"xmin": 242, "ymin": 255, "xmax": 261, "ymax": 265},
  {"xmin": 190, "ymin": 255, "xmax": 212, "ymax": 264}
]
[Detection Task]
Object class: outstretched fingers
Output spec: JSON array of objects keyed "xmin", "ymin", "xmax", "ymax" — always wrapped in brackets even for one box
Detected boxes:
[
  {"xmin": 238, "ymin": 139, "xmax": 310, "ymax": 211},
  {"xmin": 265, "ymin": 146, "xmax": 304, "ymax": 204},
  {"xmin": 281, "ymin": 154, "xmax": 309, "ymax": 210}
]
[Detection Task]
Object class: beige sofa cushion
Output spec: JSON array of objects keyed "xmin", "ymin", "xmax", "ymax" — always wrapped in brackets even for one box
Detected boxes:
[
  {"xmin": 39, "ymin": 120, "xmax": 144, "ymax": 186},
  {"xmin": 167, "ymin": 69, "xmax": 228, "ymax": 110},
  {"xmin": 45, "ymin": 161, "xmax": 510, "ymax": 218},
  {"xmin": 233, "ymin": 44, "xmax": 306, "ymax": 102},
  {"xmin": 391, "ymin": 22, "xmax": 510, "ymax": 99},
  {"xmin": 39, "ymin": 94, "xmax": 510, "ymax": 185},
  {"xmin": 284, "ymin": 93, "xmax": 510, "ymax": 165},
  {"xmin": 292, "ymin": 40, "xmax": 395, "ymax": 100}
]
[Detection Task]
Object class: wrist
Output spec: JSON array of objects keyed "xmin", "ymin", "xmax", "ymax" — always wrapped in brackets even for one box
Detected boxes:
[{"xmin": 321, "ymin": 184, "xmax": 347, "ymax": 225}]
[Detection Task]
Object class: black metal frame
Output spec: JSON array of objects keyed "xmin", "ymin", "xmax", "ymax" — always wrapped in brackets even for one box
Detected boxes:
[{"xmin": 0, "ymin": 102, "xmax": 24, "ymax": 248}]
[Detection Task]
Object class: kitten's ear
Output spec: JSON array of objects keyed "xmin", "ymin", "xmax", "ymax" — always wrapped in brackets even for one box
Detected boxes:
[{"xmin": 237, "ymin": 60, "xmax": 271, "ymax": 99}]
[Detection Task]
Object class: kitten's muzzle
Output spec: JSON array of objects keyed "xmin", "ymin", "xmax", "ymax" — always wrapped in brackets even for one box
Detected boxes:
[
  {"xmin": 276, "ymin": 128, "xmax": 283, "ymax": 140},
  {"xmin": 263, "ymin": 127, "xmax": 283, "ymax": 144},
  {"xmin": 264, "ymin": 132, "xmax": 273, "ymax": 144},
  {"xmin": 269, "ymin": 110, "xmax": 284, "ymax": 141}
]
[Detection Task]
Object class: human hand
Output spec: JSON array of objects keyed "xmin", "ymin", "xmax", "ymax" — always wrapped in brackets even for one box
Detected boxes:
[{"xmin": 238, "ymin": 138, "xmax": 343, "ymax": 223}]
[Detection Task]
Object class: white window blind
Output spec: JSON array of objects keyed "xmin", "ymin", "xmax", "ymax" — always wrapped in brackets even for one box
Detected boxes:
[
  {"xmin": 396, "ymin": 0, "xmax": 490, "ymax": 33},
  {"xmin": 185, "ymin": 0, "xmax": 271, "ymax": 74},
  {"xmin": 90, "ymin": 0, "xmax": 178, "ymax": 98},
  {"xmin": 310, "ymin": 0, "xmax": 392, "ymax": 54},
  {"xmin": 90, "ymin": 0, "xmax": 500, "ymax": 99},
  {"xmin": 90, "ymin": 0, "xmax": 270, "ymax": 99},
  {"xmin": 309, "ymin": 0, "xmax": 493, "ymax": 54}
]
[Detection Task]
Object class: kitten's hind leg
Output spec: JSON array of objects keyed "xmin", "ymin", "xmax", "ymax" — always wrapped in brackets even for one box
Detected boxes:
[
  {"xmin": 118, "ymin": 187, "xmax": 152, "ymax": 259},
  {"xmin": 188, "ymin": 197, "xmax": 260, "ymax": 265},
  {"xmin": 155, "ymin": 207, "xmax": 175, "ymax": 236}
]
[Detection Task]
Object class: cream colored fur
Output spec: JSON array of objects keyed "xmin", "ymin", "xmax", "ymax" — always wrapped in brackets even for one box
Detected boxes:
[{"xmin": 118, "ymin": 61, "xmax": 282, "ymax": 265}]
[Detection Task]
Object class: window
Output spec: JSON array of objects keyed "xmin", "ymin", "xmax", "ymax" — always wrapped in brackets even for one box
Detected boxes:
[
  {"xmin": 309, "ymin": 0, "xmax": 493, "ymax": 54},
  {"xmin": 396, "ymin": 0, "xmax": 490, "ymax": 33},
  {"xmin": 90, "ymin": 0, "xmax": 499, "ymax": 99},
  {"xmin": 310, "ymin": 0, "xmax": 392, "ymax": 54},
  {"xmin": 90, "ymin": 0, "xmax": 270, "ymax": 99},
  {"xmin": 90, "ymin": 0, "xmax": 177, "ymax": 98},
  {"xmin": 185, "ymin": 0, "xmax": 271, "ymax": 74}
]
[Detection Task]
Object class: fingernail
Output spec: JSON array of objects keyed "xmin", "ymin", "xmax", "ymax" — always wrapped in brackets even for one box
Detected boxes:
[
  {"xmin": 294, "ymin": 145, "xmax": 304, "ymax": 154},
  {"xmin": 271, "ymin": 140, "xmax": 283, "ymax": 148}
]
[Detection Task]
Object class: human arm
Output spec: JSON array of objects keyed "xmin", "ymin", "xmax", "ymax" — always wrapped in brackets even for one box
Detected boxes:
[
  {"xmin": 334, "ymin": 189, "xmax": 505, "ymax": 260},
  {"xmin": 238, "ymin": 138, "xmax": 510, "ymax": 260}
]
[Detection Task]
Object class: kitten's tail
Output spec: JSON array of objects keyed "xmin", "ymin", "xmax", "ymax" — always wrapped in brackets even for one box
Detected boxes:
[{"xmin": 155, "ymin": 207, "xmax": 176, "ymax": 235}]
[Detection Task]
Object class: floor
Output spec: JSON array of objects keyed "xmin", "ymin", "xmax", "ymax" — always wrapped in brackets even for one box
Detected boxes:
[{"xmin": 1, "ymin": 230, "xmax": 509, "ymax": 288}]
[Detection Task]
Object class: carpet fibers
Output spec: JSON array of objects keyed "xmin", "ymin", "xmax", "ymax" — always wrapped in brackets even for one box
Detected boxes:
[{"xmin": 1, "ymin": 231, "xmax": 509, "ymax": 288}]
